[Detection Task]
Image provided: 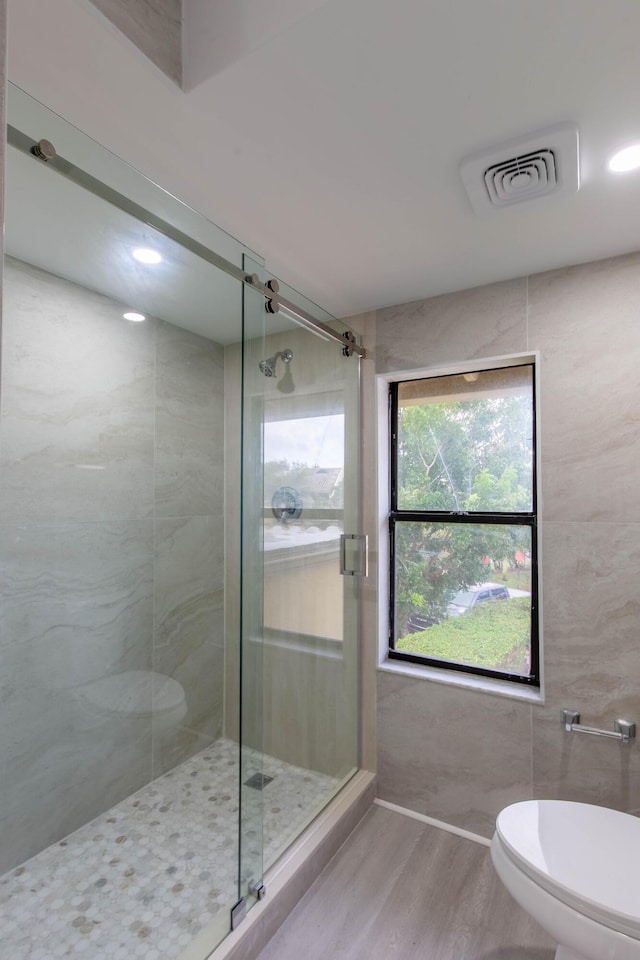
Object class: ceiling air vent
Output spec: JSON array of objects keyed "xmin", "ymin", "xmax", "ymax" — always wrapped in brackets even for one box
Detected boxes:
[{"xmin": 460, "ymin": 123, "xmax": 579, "ymax": 216}]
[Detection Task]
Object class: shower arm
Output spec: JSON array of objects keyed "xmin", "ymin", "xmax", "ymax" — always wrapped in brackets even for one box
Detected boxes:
[{"xmin": 259, "ymin": 349, "xmax": 293, "ymax": 377}]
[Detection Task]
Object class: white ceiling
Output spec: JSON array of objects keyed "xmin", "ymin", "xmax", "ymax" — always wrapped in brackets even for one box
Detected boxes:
[{"xmin": 7, "ymin": 0, "xmax": 640, "ymax": 319}]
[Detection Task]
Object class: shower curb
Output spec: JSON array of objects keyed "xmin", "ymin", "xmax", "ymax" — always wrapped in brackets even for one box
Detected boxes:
[{"xmin": 181, "ymin": 770, "xmax": 376, "ymax": 960}]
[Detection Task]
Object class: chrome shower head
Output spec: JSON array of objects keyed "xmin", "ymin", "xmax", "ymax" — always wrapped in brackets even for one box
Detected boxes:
[
  {"xmin": 259, "ymin": 349, "xmax": 292, "ymax": 378},
  {"xmin": 259, "ymin": 356, "xmax": 277, "ymax": 377}
]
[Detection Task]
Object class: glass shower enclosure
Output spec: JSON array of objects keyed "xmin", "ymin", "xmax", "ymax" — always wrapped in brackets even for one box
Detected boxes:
[
  {"xmin": 0, "ymin": 85, "xmax": 360, "ymax": 959},
  {"xmin": 239, "ymin": 268, "xmax": 361, "ymax": 899}
]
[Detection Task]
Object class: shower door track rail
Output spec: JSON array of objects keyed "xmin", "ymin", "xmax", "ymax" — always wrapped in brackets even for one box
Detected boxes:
[{"xmin": 7, "ymin": 125, "xmax": 365, "ymax": 359}]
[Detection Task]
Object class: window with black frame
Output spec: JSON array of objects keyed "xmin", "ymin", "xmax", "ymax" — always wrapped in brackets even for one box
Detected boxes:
[{"xmin": 389, "ymin": 362, "xmax": 539, "ymax": 686}]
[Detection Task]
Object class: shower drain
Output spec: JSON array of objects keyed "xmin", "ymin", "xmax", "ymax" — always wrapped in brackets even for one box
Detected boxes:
[{"xmin": 245, "ymin": 773, "xmax": 274, "ymax": 790}]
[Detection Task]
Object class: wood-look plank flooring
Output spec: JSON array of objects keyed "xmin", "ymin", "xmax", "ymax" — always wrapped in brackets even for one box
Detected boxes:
[{"xmin": 256, "ymin": 804, "xmax": 556, "ymax": 960}]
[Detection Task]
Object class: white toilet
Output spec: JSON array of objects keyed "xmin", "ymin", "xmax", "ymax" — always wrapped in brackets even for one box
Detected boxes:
[{"xmin": 491, "ymin": 800, "xmax": 640, "ymax": 960}]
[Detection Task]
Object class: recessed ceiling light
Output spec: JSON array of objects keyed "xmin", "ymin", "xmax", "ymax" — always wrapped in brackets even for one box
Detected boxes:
[
  {"xmin": 132, "ymin": 247, "xmax": 162, "ymax": 264},
  {"xmin": 123, "ymin": 311, "xmax": 146, "ymax": 322},
  {"xmin": 608, "ymin": 144, "xmax": 640, "ymax": 173}
]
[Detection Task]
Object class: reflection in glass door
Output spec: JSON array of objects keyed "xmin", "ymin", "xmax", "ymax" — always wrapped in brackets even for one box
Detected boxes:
[{"xmin": 240, "ymin": 270, "xmax": 360, "ymax": 906}]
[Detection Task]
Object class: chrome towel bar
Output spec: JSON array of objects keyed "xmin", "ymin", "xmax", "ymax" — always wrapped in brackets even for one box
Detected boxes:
[{"xmin": 561, "ymin": 709, "xmax": 636, "ymax": 745}]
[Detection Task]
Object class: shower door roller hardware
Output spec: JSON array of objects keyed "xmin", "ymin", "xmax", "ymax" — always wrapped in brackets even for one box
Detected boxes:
[
  {"xmin": 561, "ymin": 708, "xmax": 636, "ymax": 745},
  {"xmin": 342, "ymin": 331, "xmax": 356, "ymax": 357},
  {"xmin": 249, "ymin": 880, "xmax": 266, "ymax": 900},
  {"xmin": 230, "ymin": 897, "xmax": 248, "ymax": 930},
  {"xmin": 340, "ymin": 534, "xmax": 368, "ymax": 577},
  {"xmin": 265, "ymin": 277, "xmax": 281, "ymax": 313},
  {"xmin": 31, "ymin": 138, "xmax": 56, "ymax": 162}
]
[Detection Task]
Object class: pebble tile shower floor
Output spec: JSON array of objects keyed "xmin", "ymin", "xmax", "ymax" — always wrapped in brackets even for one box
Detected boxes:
[{"xmin": 0, "ymin": 739, "xmax": 338, "ymax": 959}]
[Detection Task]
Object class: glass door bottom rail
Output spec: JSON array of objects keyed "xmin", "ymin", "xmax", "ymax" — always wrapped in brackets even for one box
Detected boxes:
[{"xmin": 0, "ymin": 739, "xmax": 338, "ymax": 960}]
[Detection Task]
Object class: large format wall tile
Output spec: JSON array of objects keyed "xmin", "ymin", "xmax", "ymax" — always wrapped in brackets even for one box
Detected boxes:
[
  {"xmin": 0, "ymin": 257, "xmax": 227, "ymax": 870},
  {"xmin": 0, "ymin": 711, "xmax": 154, "ymax": 875},
  {"xmin": 375, "ymin": 277, "xmax": 527, "ymax": 373},
  {"xmin": 153, "ymin": 515, "xmax": 224, "ymax": 775},
  {"xmin": 529, "ymin": 252, "xmax": 640, "ymax": 523},
  {"xmin": 532, "ymin": 716, "xmax": 640, "ymax": 816},
  {"xmin": 0, "ymin": 520, "xmax": 154, "ymax": 684},
  {"xmin": 0, "ymin": 258, "xmax": 155, "ymax": 523},
  {"xmin": 373, "ymin": 248, "xmax": 640, "ymax": 833},
  {"xmin": 539, "ymin": 520, "xmax": 640, "ymax": 725},
  {"xmin": 377, "ymin": 671, "xmax": 533, "ymax": 837},
  {"xmin": 259, "ymin": 641, "xmax": 358, "ymax": 777},
  {"xmin": 0, "ymin": 519, "xmax": 154, "ymax": 870},
  {"xmin": 155, "ymin": 320, "xmax": 225, "ymax": 518}
]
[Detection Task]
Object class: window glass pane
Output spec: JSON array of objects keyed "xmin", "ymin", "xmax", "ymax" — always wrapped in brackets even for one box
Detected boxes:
[
  {"xmin": 397, "ymin": 365, "xmax": 533, "ymax": 513},
  {"xmin": 394, "ymin": 521, "xmax": 532, "ymax": 676}
]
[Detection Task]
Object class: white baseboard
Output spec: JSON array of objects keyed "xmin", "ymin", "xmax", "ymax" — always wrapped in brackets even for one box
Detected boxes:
[{"xmin": 374, "ymin": 798, "xmax": 491, "ymax": 847}]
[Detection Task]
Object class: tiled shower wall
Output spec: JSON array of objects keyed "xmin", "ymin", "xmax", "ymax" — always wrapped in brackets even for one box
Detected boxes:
[
  {"xmin": 0, "ymin": 256, "xmax": 224, "ymax": 874},
  {"xmin": 364, "ymin": 249, "xmax": 640, "ymax": 837}
]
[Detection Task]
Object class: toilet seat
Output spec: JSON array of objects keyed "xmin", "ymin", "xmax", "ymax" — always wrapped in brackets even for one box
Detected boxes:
[
  {"xmin": 496, "ymin": 800, "xmax": 640, "ymax": 941},
  {"xmin": 75, "ymin": 670, "xmax": 187, "ymax": 720}
]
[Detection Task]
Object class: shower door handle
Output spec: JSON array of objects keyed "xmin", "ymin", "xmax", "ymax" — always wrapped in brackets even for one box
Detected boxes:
[{"xmin": 340, "ymin": 534, "xmax": 368, "ymax": 577}]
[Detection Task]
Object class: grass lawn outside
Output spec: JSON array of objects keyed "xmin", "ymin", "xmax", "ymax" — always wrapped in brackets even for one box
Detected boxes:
[
  {"xmin": 397, "ymin": 597, "xmax": 530, "ymax": 674},
  {"xmin": 499, "ymin": 566, "xmax": 531, "ymax": 593}
]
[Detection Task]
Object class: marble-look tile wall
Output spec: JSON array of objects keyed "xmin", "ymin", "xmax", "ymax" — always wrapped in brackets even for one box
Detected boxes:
[
  {"xmin": 367, "ymin": 250, "xmax": 640, "ymax": 837},
  {"xmin": 0, "ymin": 256, "xmax": 224, "ymax": 873},
  {"xmin": 88, "ymin": 0, "xmax": 183, "ymax": 86}
]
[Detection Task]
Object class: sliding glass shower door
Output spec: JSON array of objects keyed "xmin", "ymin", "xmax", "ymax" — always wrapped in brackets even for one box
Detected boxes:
[{"xmin": 240, "ymin": 268, "xmax": 361, "ymax": 905}]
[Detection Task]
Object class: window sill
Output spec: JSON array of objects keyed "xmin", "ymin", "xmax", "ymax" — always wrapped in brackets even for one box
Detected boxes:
[{"xmin": 378, "ymin": 657, "xmax": 544, "ymax": 704}]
